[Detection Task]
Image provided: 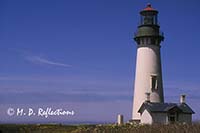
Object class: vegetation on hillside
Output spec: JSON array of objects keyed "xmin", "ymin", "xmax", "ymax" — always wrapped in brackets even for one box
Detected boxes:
[{"xmin": 1, "ymin": 123, "xmax": 200, "ymax": 133}]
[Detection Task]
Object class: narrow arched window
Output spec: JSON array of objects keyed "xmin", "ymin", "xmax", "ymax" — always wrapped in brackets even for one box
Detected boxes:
[{"xmin": 150, "ymin": 75, "xmax": 158, "ymax": 90}]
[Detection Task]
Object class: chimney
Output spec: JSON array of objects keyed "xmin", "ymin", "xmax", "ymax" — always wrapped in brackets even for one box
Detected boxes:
[
  {"xmin": 180, "ymin": 94, "xmax": 186, "ymax": 104},
  {"xmin": 145, "ymin": 92, "xmax": 151, "ymax": 102}
]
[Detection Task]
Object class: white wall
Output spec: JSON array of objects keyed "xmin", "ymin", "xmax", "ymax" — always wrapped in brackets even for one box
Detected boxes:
[
  {"xmin": 152, "ymin": 112, "xmax": 167, "ymax": 124},
  {"xmin": 141, "ymin": 111, "xmax": 192, "ymax": 124},
  {"xmin": 132, "ymin": 45, "xmax": 164, "ymax": 120},
  {"xmin": 141, "ymin": 110, "xmax": 153, "ymax": 124},
  {"xmin": 178, "ymin": 113, "xmax": 192, "ymax": 123}
]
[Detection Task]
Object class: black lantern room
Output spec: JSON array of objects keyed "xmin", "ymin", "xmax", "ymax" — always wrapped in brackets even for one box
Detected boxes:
[{"xmin": 134, "ymin": 4, "xmax": 164, "ymax": 47}]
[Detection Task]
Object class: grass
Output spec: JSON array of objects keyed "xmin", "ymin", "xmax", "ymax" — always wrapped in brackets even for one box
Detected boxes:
[{"xmin": 1, "ymin": 123, "xmax": 200, "ymax": 133}]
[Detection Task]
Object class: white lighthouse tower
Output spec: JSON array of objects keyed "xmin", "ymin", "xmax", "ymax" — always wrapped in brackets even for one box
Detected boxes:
[{"xmin": 132, "ymin": 4, "xmax": 164, "ymax": 121}]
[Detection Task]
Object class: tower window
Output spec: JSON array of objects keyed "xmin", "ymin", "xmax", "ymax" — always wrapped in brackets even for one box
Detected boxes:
[
  {"xmin": 144, "ymin": 16, "xmax": 153, "ymax": 25},
  {"xmin": 150, "ymin": 75, "xmax": 158, "ymax": 90},
  {"xmin": 155, "ymin": 39, "xmax": 158, "ymax": 45},
  {"xmin": 144, "ymin": 38, "xmax": 147, "ymax": 45},
  {"xmin": 148, "ymin": 38, "xmax": 151, "ymax": 44},
  {"xmin": 151, "ymin": 38, "xmax": 155, "ymax": 44}
]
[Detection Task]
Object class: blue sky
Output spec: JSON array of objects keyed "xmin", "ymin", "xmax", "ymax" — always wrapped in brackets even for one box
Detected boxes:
[{"xmin": 0, "ymin": 0, "xmax": 200, "ymax": 123}]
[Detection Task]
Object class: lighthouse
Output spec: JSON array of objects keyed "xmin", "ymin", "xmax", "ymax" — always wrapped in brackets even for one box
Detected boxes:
[
  {"xmin": 132, "ymin": 4, "xmax": 164, "ymax": 121},
  {"xmin": 130, "ymin": 4, "xmax": 194, "ymax": 124}
]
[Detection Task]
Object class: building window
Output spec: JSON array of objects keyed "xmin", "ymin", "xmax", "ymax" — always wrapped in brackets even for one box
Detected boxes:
[
  {"xmin": 150, "ymin": 75, "xmax": 158, "ymax": 90},
  {"xmin": 168, "ymin": 113, "xmax": 178, "ymax": 123},
  {"xmin": 169, "ymin": 113, "xmax": 175, "ymax": 122}
]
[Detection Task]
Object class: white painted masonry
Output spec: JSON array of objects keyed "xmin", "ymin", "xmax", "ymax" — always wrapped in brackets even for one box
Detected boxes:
[{"xmin": 132, "ymin": 45, "xmax": 164, "ymax": 120}]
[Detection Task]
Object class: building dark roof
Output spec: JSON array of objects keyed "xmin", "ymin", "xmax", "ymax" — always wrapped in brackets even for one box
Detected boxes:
[{"xmin": 138, "ymin": 102, "xmax": 195, "ymax": 114}]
